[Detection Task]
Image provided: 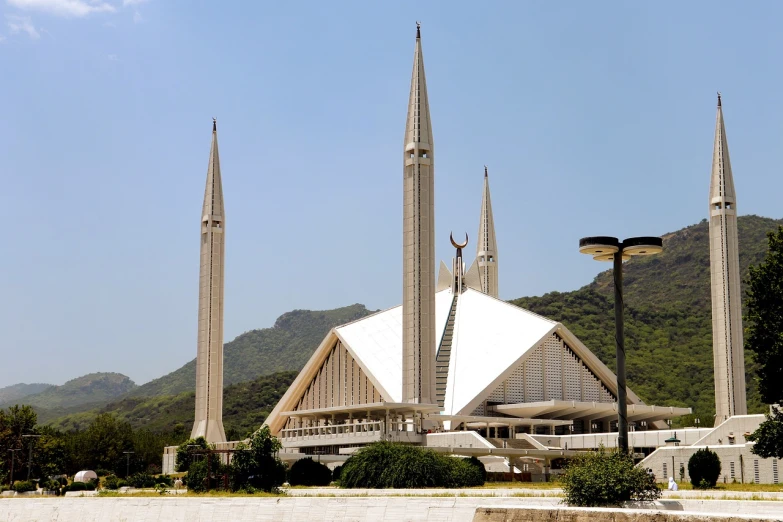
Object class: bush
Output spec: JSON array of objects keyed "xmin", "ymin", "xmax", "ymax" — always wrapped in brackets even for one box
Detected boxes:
[
  {"xmin": 460, "ymin": 457, "xmax": 487, "ymax": 486},
  {"xmin": 228, "ymin": 426, "xmax": 286, "ymax": 492},
  {"xmin": 288, "ymin": 458, "xmax": 332, "ymax": 486},
  {"xmin": 95, "ymin": 469, "xmax": 112, "ymax": 477},
  {"xmin": 688, "ymin": 447, "xmax": 721, "ymax": 489},
  {"xmin": 103, "ymin": 475, "xmax": 129, "ymax": 490},
  {"xmin": 67, "ymin": 481, "xmax": 87, "ymax": 492},
  {"xmin": 339, "ymin": 441, "xmax": 485, "ymax": 488},
  {"xmin": 332, "ymin": 465, "xmax": 343, "ymax": 483},
  {"xmin": 185, "ymin": 460, "xmax": 208, "ymax": 493},
  {"xmin": 155, "ymin": 474, "xmax": 173, "ymax": 487},
  {"xmin": 12, "ymin": 480, "xmax": 36, "ymax": 493},
  {"xmin": 127, "ymin": 472, "xmax": 156, "ymax": 488},
  {"xmin": 560, "ymin": 447, "xmax": 660, "ymax": 507}
]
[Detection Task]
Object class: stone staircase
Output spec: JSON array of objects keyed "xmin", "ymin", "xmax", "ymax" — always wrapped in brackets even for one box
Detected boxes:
[{"xmin": 435, "ymin": 296, "xmax": 458, "ymax": 408}]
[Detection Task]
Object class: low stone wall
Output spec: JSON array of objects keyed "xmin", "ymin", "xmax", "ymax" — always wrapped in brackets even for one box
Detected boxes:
[{"xmin": 474, "ymin": 505, "xmax": 783, "ymax": 522}]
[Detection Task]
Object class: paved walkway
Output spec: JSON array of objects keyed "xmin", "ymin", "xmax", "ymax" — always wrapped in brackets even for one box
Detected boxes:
[{"xmin": 1, "ymin": 496, "xmax": 781, "ymax": 522}]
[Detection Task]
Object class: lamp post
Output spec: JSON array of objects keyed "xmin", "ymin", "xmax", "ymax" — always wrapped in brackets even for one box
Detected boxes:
[
  {"xmin": 7, "ymin": 449, "xmax": 21, "ymax": 486},
  {"xmin": 21, "ymin": 435, "xmax": 41, "ymax": 481},
  {"xmin": 123, "ymin": 451, "xmax": 135, "ymax": 479},
  {"xmin": 579, "ymin": 235, "xmax": 663, "ymax": 454}
]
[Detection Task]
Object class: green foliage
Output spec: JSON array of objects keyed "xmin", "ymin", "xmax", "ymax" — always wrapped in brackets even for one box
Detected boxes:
[
  {"xmin": 185, "ymin": 460, "xmax": 208, "ymax": 493},
  {"xmin": 559, "ymin": 447, "xmax": 660, "ymax": 506},
  {"xmin": 332, "ymin": 464, "xmax": 343, "ymax": 482},
  {"xmin": 0, "ymin": 383, "xmax": 52, "ymax": 405},
  {"xmin": 339, "ymin": 442, "xmax": 485, "ymax": 489},
  {"xmin": 102, "ymin": 475, "xmax": 127, "ymax": 490},
  {"xmin": 229, "ymin": 426, "xmax": 286, "ymax": 492},
  {"xmin": 461, "ymin": 456, "xmax": 487, "ymax": 486},
  {"xmin": 747, "ymin": 406, "xmax": 783, "ymax": 459},
  {"xmin": 0, "ymin": 373, "xmax": 137, "ymax": 417},
  {"xmin": 175, "ymin": 437, "xmax": 210, "ymax": 473},
  {"xmin": 288, "ymin": 458, "xmax": 332, "ymax": 486},
  {"xmin": 11, "ymin": 480, "xmax": 36, "ymax": 493},
  {"xmin": 688, "ymin": 447, "xmax": 721, "ymax": 488},
  {"xmin": 127, "ymin": 472, "xmax": 156, "ymax": 488},
  {"xmin": 745, "ymin": 226, "xmax": 783, "ymax": 406},
  {"xmin": 49, "ymin": 371, "xmax": 297, "ymax": 437},
  {"xmin": 511, "ymin": 216, "xmax": 783, "ymax": 424},
  {"xmin": 75, "ymin": 413, "xmax": 134, "ymax": 474}
]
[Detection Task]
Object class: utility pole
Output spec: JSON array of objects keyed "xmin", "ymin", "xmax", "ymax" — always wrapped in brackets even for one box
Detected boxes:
[
  {"xmin": 123, "ymin": 451, "xmax": 135, "ymax": 479},
  {"xmin": 21, "ymin": 435, "xmax": 41, "ymax": 481},
  {"xmin": 7, "ymin": 449, "xmax": 21, "ymax": 485}
]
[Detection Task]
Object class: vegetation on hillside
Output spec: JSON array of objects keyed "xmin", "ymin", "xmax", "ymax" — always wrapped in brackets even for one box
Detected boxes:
[
  {"xmin": 129, "ymin": 304, "xmax": 372, "ymax": 398},
  {"xmin": 0, "ymin": 373, "xmax": 137, "ymax": 416},
  {"xmin": 47, "ymin": 371, "xmax": 297, "ymax": 440},
  {"xmin": 512, "ymin": 216, "xmax": 783, "ymax": 425},
  {"xmin": 0, "ymin": 383, "xmax": 52, "ymax": 405}
]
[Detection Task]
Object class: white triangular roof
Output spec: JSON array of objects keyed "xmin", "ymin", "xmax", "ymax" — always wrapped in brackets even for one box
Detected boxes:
[{"xmin": 264, "ymin": 288, "xmax": 648, "ymax": 434}]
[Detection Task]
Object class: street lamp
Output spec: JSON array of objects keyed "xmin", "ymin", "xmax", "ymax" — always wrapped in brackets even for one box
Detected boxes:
[
  {"xmin": 579, "ymin": 235, "xmax": 663, "ymax": 454},
  {"xmin": 7, "ymin": 449, "xmax": 21, "ymax": 486},
  {"xmin": 21, "ymin": 435, "xmax": 41, "ymax": 481},
  {"xmin": 123, "ymin": 451, "xmax": 135, "ymax": 479}
]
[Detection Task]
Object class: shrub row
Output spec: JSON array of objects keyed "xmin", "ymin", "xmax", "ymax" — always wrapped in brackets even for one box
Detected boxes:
[{"xmin": 339, "ymin": 442, "xmax": 485, "ymax": 488}]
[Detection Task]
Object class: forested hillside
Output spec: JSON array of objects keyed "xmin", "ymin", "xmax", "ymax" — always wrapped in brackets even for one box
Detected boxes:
[
  {"xmin": 512, "ymin": 215, "xmax": 782, "ymax": 424},
  {"xmin": 129, "ymin": 303, "xmax": 373, "ymax": 397},
  {"xmin": 0, "ymin": 383, "xmax": 52, "ymax": 405},
  {"xmin": 48, "ymin": 371, "xmax": 297, "ymax": 440},
  {"xmin": 0, "ymin": 373, "xmax": 136, "ymax": 415}
]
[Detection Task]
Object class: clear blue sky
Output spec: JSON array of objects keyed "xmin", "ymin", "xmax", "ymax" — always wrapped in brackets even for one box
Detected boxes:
[{"xmin": 2, "ymin": 1, "xmax": 782, "ymax": 388}]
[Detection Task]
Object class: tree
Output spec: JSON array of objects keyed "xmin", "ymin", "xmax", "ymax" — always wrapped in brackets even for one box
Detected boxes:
[
  {"xmin": 175, "ymin": 436, "xmax": 211, "ymax": 473},
  {"xmin": 229, "ymin": 426, "xmax": 286, "ymax": 492},
  {"xmin": 745, "ymin": 226, "xmax": 783, "ymax": 405},
  {"xmin": 746, "ymin": 406, "xmax": 783, "ymax": 459},
  {"xmin": 0, "ymin": 405, "xmax": 38, "ymax": 479},
  {"xmin": 76, "ymin": 414, "xmax": 134, "ymax": 473},
  {"xmin": 688, "ymin": 447, "xmax": 721, "ymax": 488},
  {"xmin": 745, "ymin": 226, "xmax": 783, "ymax": 458}
]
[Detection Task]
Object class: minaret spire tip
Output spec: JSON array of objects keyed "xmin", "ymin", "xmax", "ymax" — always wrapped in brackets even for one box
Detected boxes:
[
  {"xmin": 212, "ymin": 117, "xmax": 217, "ymax": 132},
  {"xmin": 416, "ymin": 21, "xmax": 421, "ymax": 39},
  {"xmin": 717, "ymin": 92, "xmax": 722, "ymax": 107},
  {"xmin": 484, "ymin": 165, "xmax": 488, "ymax": 178}
]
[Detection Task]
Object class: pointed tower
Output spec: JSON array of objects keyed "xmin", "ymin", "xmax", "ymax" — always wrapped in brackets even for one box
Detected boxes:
[
  {"xmin": 709, "ymin": 94, "xmax": 747, "ymax": 424},
  {"xmin": 476, "ymin": 166, "xmax": 498, "ymax": 298},
  {"xmin": 191, "ymin": 119, "xmax": 227, "ymax": 443},
  {"xmin": 402, "ymin": 23, "xmax": 436, "ymax": 405}
]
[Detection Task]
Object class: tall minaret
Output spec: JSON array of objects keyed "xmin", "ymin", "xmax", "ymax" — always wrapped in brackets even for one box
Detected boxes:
[
  {"xmin": 476, "ymin": 166, "xmax": 498, "ymax": 298},
  {"xmin": 191, "ymin": 119, "xmax": 227, "ymax": 443},
  {"xmin": 402, "ymin": 23, "xmax": 436, "ymax": 405},
  {"xmin": 709, "ymin": 94, "xmax": 747, "ymax": 424}
]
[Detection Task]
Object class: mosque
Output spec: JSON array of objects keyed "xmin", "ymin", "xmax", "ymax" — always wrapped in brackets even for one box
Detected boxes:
[{"xmin": 163, "ymin": 26, "xmax": 782, "ymax": 483}]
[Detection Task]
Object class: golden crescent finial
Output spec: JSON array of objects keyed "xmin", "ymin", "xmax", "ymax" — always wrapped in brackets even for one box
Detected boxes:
[{"xmin": 450, "ymin": 232, "xmax": 468, "ymax": 249}]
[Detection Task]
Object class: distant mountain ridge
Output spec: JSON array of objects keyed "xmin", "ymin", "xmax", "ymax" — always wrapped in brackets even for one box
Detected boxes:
[
  {"xmin": 0, "ymin": 372, "xmax": 137, "ymax": 414},
  {"xmin": 0, "ymin": 383, "xmax": 52, "ymax": 405},
  {"xmin": 128, "ymin": 303, "xmax": 374, "ymax": 397}
]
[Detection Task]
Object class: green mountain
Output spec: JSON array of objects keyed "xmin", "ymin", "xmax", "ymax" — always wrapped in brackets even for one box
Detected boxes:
[
  {"xmin": 48, "ymin": 371, "xmax": 297, "ymax": 439},
  {"xmin": 0, "ymin": 383, "xmax": 53, "ymax": 405},
  {"xmin": 0, "ymin": 373, "xmax": 137, "ymax": 414},
  {"xmin": 511, "ymin": 215, "xmax": 782, "ymax": 425},
  {"xmin": 129, "ymin": 303, "xmax": 373, "ymax": 398}
]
